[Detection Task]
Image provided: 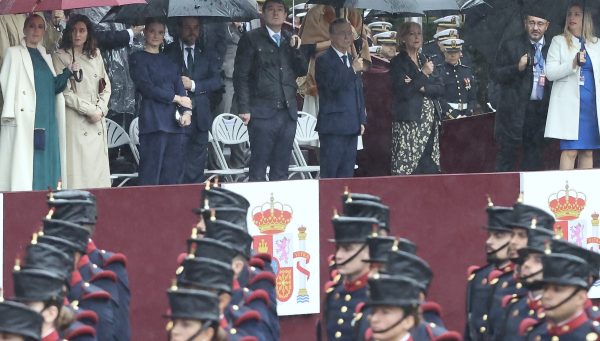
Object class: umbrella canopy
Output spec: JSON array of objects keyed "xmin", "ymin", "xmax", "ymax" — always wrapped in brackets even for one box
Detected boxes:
[
  {"xmin": 307, "ymin": 0, "xmax": 460, "ymax": 14},
  {"xmin": 0, "ymin": 0, "xmax": 146, "ymax": 14},
  {"xmin": 103, "ymin": 0, "xmax": 259, "ymax": 25}
]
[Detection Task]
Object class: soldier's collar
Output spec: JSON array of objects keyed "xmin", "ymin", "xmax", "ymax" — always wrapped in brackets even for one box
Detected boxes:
[{"xmin": 547, "ymin": 310, "xmax": 588, "ymax": 336}]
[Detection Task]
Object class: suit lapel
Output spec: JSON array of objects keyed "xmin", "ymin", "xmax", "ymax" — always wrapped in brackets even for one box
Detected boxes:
[{"xmin": 20, "ymin": 46, "xmax": 35, "ymax": 86}]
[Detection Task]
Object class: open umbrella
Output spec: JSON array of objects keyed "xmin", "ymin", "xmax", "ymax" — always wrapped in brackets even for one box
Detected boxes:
[
  {"xmin": 102, "ymin": 0, "xmax": 168, "ymax": 26},
  {"xmin": 0, "ymin": 0, "xmax": 146, "ymax": 14},
  {"xmin": 306, "ymin": 0, "xmax": 460, "ymax": 14}
]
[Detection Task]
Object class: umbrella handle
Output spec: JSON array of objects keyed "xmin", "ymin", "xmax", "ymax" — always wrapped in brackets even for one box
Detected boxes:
[{"xmin": 71, "ymin": 47, "xmax": 83, "ymax": 83}]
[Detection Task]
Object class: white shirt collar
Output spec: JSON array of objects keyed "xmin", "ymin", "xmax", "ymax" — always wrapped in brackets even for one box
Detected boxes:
[
  {"xmin": 180, "ymin": 40, "xmax": 195, "ymax": 52},
  {"xmin": 332, "ymin": 46, "xmax": 348, "ymax": 58},
  {"xmin": 266, "ymin": 26, "xmax": 281, "ymax": 38},
  {"xmin": 530, "ymin": 36, "xmax": 545, "ymax": 46}
]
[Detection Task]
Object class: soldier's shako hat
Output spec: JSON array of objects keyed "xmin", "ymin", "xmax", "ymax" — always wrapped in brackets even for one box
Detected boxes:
[
  {"xmin": 511, "ymin": 203, "xmax": 555, "ymax": 231},
  {"xmin": 433, "ymin": 28, "xmax": 458, "ymax": 41},
  {"xmin": 43, "ymin": 219, "xmax": 90, "ymax": 253},
  {"xmin": 341, "ymin": 191, "xmax": 381, "ymax": 204},
  {"xmin": 13, "ymin": 268, "xmax": 67, "ymax": 302},
  {"xmin": 205, "ymin": 219, "xmax": 253, "ymax": 259},
  {"xmin": 188, "ymin": 237, "xmax": 237, "ymax": 265},
  {"xmin": 343, "ymin": 200, "xmax": 390, "ymax": 230},
  {"xmin": 47, "ymin": 190, "xmax": 97, "ymax": 225},
  {"xmin": 199, "ymin": 185, "xmax": 250, "ymax": 211},
  {"xmin": 178, "ymin": 257, "xmax": 233, "ymax": 293},
  {"xmin": 329, "ymin": 216, "xmax": 380, "ymax": 244},
  {"xmin": 166, "ymin": 288, "xmax": 220, "ymax": 323},
  {"xmin": 201, "ymin": 207, "xmax": 248, "ymax": 230},
  {"xmin": 551, "ymin": 239, "xmax": 600, "ymax": 280},
  {"xmin": 441, "ymin": 38, "xmax": 464, "ymax": 52},
  {"xmin": 516, "ymin": 226, "xmax": 554, "ymax": 263},
  {"xmin": 25, "ymin": 242, "xmax": 74, "ymax": 279},
  {"xmin": 383, "ymin": 250, "xmax": 433, "ymax": 292},
  {"xmin": 367, "ymin": 274, "xmax": 421, "ymax": 307},
  {"xmin": 434, "ymin": 15, "xmax": 462, "ymax": 28},
  {"xmin": 533, "ymin": 254, "xmax": 590, "ymax": 290},
  {"xmin": 36, "ymin": 234, "xmax": 81, "ymax": 257},
  {"xmin": 0, "ymin": 300, "xmax": 43, "ymax": 340},
  {"xmin": 364, "ymin": 237, "xmax": 417, "ymax": 263},
  {"xmin": 484, "ymin": 206, "xmax": 514, "ymax": 232}
]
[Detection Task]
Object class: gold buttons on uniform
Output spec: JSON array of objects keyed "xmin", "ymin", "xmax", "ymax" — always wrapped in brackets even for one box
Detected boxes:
[
  {"xmin": 468, "ymin": 273, "xmax": 476, "ymax": 281},
  {"xmin": 84, "ymin": 282, "xmax": 90, "ymax": 287},
  {"xmin": 501, "ymin": 282, "xmax": 508, "ymax": 288},
  {"xmin": 516, "ymin": 282, "xmax": 523, "ymax": 289},
  {"xmin": 341, "ymin": 306, "xmax": 348, "ymax": 313},
  {"xmin": 480, "ymin": 327, "xmax": 486, "ymax": 333},
  {"xmin": 337, "ymin": 319, "xmax": 344, "ymax": 325},
  {"xmin": 334, "ymin": 293, "xmax": 340, "ymax": 300},
  {"xmin": 562, "ymin": 326, "xmax": 570, "ymax": 332},
  {"xmin": 483, "ymin": 314, "xmax": 488, "ymax": 321},
  {"xmin": 529, "ymin": 309, "xmax": 534, "ymax": 316},
  {"xmin": 335, "ymin": 331, "xmax": 342, "ymax": 338},
  {"xmin": 586, "ymin": 332, "xmax": 599, "ymax": 340},
  {"xmin": 512, "ymin": 309, "xmax": 519, "ymax": 317},
  {"xmin": 551, "ymin": 336, "xmax": 559, "ymax": 341},
  {"xmin": 230, "ymin": 328, "xmax": 237, "ymax": 335},
  {"xmin": 232, "ymin": 305, "xmax": 239, "ymax": 311},
  {"xmin": 344, "ymin": 294, "xmax": 351, "ymax": 302}
]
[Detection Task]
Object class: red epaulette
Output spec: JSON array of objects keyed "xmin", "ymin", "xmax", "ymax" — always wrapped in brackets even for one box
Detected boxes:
[
  {"xmin": 65, "ymin": 325, "xmax": 96, "ymax": 339},
  {"xmin": 82, "ymin": 290, "xmax": 111, "ymax": 301},
  {"xmin": 249, "ymin": 257, "xmax": 265, "ymax": 270},
  {"xmin": 487, "ymin": 269, "xmax": 504, "ymax": 284},
  {"xmin": 365, "ymin": 327, "xmax": 373, "ymax": 340},
  {"xmin": 434, "ymin": 330, "xmax": 463, "ymax": 341},
  {"xmin": 76, "ymin": 310, "xmax": 99, "ymax": 325},
  {"xmin": 355, "ymin": 302, "xmax": 366, "ymax": 314},
  {"xmin": 238, "ymin": 337, "xmax": 259, "ymax": 341},
  {"xmin": 422, "ymin": 301, "xmax": 443, "ymax": 317},
  {"xmin": 176, "ymin": 252, "xmax": 187, "ymax": 266},
  {"xmin": 105, "ymin": 252, "xmax": 127, "ymax": 267},
  {"xmin": 233, "ymin": 310, "xmax": 261, "ymax": 327},
  {"xmin": 330, "ymin": 269, "xmax": 340, "ymax": 281},
  {"xmin": 324, "ymin": 280, "xmax": 338, "ymax": 294},
  {"xmin": 467, "ymin": 265, "xmax": 481, "ymax": 278},
  {"xmin": 245, "ymin": 289, "xmax": 271, "ymax": 307},
  {"xmin": 253, "ymin": 253, "xmax": 272, "ymax": 263},
  {"xmin": 249, "ymin": 271, "xmax": 276, "ymax": 286},
  {"xmin": 90, "ymin": 270, "xmax": 117, "ymax": 283},
  {"xmin": 519, "ymin": 317, "xmax": 539, "ymax": 336},
  {"xmin": 327, "ymin": 254, "xmax": 336, "ymax": 267},
  {"xmin": 502, "ymin": 294, "xmax": 519, "ymax": 308}
]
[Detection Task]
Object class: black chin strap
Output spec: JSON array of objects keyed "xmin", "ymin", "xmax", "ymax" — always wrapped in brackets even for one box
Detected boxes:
[
  {"xmin": 336, "ymin": 243, "xmax": 368, "ymax": 267},
  {"xmin": 520, "ymin": 269, "xmax": 543, "ymax": 282},
  {"xmin": 544, "ymin": 288, "xmax": 582, "ymax": 312},
  {"xmin": 487, "ymin": 241, "xmax": 510, "ymax": 257},
  {"xmin": 371, "ymin": 314, "xmax": 408, "ymax": 335}
]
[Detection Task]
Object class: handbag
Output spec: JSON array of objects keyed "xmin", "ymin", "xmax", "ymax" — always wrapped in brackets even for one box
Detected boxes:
[{"xmin": 98, "ymin": 78, "xmax": 106, "ymax": 94}]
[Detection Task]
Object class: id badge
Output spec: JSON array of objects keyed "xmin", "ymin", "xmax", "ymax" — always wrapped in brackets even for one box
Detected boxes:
[
  {"xmin": 580, "ymin": 73, "xmax": 585, "ymax": 86},
  {"xmin": 539, "ymin": 74, "xmax": 546, "ymax": 86}
]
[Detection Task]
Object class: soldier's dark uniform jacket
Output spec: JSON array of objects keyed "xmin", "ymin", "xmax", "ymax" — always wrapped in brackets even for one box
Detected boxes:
[
  {"xmin": 69, "ymin": 270, "xmax": 115, "ymax": 341},
  {"xmin": 223, "ymin": 301, "xmax": 270, "ymax": 340},
  {"xmin": 465, "ymin": 263, "xmax": 496, "ymax": 340},
  {"xmin": 486, "ymin": 262, "xmax": 527, "ymax": 339},
  {"xmin": 324, "ymin": 271, "xmax": 370, "ymax": 341},
  {"xmin": 438, "ymin": 62, "xmax": 477, "ymax": 118},
  {"xmin": 61, "ymin": 320, "xmax": 97, "ymax": 341},
  {"xmin": 527, "ymin": 312, "xmax": 600, "ymax": 341},
  {"xmin": 499, "ymin": 293, "xmax": 543, "ymax": 341}
]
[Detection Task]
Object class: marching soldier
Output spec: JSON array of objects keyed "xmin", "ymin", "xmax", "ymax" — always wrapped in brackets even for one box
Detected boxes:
[
  {"xmin": 321, "ymin": 214, "xmax": 381, "ymax": 341},
  {"xmin": 165, "ymin": 287, "xmax": 221, "ymax": 341},
  {"xmin": 0, "ymin": 299, "xmax": 43, "ymax": 341},
  {"xmin": 465, "ymin": 198, "xmax": 514, "ymax": 341},
  {"xmin": 438, "ymin": 39, "xmax": 478, "ymax": 119}
]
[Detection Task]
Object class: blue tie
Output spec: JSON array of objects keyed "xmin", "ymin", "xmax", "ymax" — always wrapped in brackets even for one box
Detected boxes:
[
  {"xmin": 273, "ymin": 33, "xmax": 281, "ymax": 47},
  {"xmin": 534, "ymin": 43, "xmax": 544, "ymax": 99}
]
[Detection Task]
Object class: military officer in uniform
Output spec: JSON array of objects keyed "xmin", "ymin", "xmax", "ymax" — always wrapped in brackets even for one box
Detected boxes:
[
  {"xmin": 372, "ymin": 31, "xmax": 398, "ymax": 60},
  {"xmin": 321, "ymin": 214, "xmax": 381, "ymax": 341},
  {"xmin": 524, "ymin": 254, "xmax": 600, "ymax": 340},
  {"xmin": 438, "ymin": 38, "xmax": 478, "ymax": 119},
  {"xmin": 465, "ymin": 198, "xmax": 514, "ymax": 341},
  {"xmin": 367, "ymin": 21, "xmax": 392, "ymax": 38},
  {"xmin": 0, "ymin": 299, "xmax": 43, "ymax": 341}
]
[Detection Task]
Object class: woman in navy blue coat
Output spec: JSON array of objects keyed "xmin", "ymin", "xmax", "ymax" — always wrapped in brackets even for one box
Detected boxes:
[{"xmin": 129, "ymin": 18, "xmax": 192, "ymax": 185}]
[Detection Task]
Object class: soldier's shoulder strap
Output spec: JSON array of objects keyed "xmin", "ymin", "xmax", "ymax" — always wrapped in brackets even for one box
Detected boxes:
[
  {"xmin": 422, "ymin": 301, "xmax": 443, "ymax": 318},
  {"xmin": 433, "ymin": 330, "xmax": 463, "ymax": 341},
  {"xmin": 502, "ymin": 294, "xmax": 520, "ymax": 308},
  {"xmin": 519, "ymin": 317, "xmax": 541, "ymax": 336}
]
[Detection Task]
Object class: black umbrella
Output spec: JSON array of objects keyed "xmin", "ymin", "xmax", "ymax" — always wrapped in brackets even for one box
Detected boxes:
[
  {"xmin": 306, "ymin": 0, "xmax": 460, "ymax": 14},
  {"xmin": 102, "ymin": 0, "xmax": 167, "ymax": 26}
]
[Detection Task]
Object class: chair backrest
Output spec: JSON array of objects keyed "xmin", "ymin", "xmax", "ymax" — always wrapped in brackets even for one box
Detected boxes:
[
  {"xmin": 129, "ymin": 117, "xmax": 140, "ymax": 145},
  {"xmin": 212, "ymin": 113, "xmax": 249, "ymax": 145},
  {"xmin": 105, "ymin": 118, "xmax": 132, "ymax": 148},
  {"xmin": 296, "ymin": 112, "xmax": 319, "ymax": 144}
]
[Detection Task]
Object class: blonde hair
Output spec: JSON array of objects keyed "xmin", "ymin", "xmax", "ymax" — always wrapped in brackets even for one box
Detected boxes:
[
  {"xmin": 564, "ymin": 4, "xmax": 598, "ymax": 49},
  {"xmin": 397, "ymin": 22, "xmax": 422, "ymax": 51}
]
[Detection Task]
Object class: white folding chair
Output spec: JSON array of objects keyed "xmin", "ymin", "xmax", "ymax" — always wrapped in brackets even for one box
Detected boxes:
[
  {"xmin": 289, "ymin": 112, "xmax": 320, "ymax": 179},
  {"xmin": 128, "ymin": 117, "xmax": 140, "ymax": 165},
  {"xmin": 106, "ymin": 118, "xmax": 138, "ymax": 187},
  {"xmin": 210, "ymin": 114, "xmax": 249, "ymax": 182}
]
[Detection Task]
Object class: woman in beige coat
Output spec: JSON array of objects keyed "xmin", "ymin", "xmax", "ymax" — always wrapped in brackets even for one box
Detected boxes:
[{"xmin": 53, "ymin": 14, "xmax": 111, "ymax": 189}]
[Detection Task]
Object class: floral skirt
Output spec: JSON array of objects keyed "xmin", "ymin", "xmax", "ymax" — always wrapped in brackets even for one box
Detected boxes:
[{"xmin": 391, "ymin": 99, "xmax": 440, "ymax": 175}]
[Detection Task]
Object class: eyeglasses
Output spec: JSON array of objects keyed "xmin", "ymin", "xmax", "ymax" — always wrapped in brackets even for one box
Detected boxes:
[{"xmin": 527, "ymin": 21, "xmax": 548, "ymax": 28}]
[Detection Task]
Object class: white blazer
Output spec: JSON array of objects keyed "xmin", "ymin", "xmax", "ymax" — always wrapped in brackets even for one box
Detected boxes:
[{"xmin": 545, "ymin": 34, "xmax": 600, "ymax": 140}]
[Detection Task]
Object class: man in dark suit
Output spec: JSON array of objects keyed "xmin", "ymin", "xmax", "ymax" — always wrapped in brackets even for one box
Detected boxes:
[
  {"xmin": 493, "ymin": 4, "xmax": 551, "ymax": 172},
  {"xmin": 165, "ymin": 16, "xmax": 223, "ymax": 183},
  {"xmin": 315, "ymin": 19, "xmax": 366, "ymax": 178},
  {"xmin": 234, "ymin": 0, "xmax": 308, "ymax": 182}
]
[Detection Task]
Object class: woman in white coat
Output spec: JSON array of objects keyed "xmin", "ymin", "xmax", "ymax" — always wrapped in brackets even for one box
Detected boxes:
[
  {"xmin": 545, "ymin": 2, "xmax": 600, "ymax": 169},
  {"xmin": 53, "ymin": 14, "xmax": 111, "ymax": 189},
  {"xmin": 0, "ymin": 14, "xmax": 77, "ymax": 191}
]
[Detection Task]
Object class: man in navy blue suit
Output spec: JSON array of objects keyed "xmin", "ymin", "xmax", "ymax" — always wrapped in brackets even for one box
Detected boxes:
[
  {"xmin": 315, "ymin": 19, "xmax": 366, "ymax": 178},
  {"xmin": 165, "ymin": 17, "xmax": 223, "ymax": 183}
]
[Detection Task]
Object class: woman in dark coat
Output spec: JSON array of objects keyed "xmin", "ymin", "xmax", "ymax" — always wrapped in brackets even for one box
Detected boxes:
[
  {"xmin": 129, "ymin": 18, "xmax": 192, "ymax": 185},
  {"xmin": 390, "ymin": 22, "xmax": 444, "ymax": 175}
]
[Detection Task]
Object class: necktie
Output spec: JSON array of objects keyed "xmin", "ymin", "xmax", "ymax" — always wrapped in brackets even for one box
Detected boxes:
[
  {"xmin": 273, "ymin": 33, "xmax": 281, "ymax": 47},
  {"xmin": 534, "ymin": 43, "xmax": 544, "ymax": 99},
  {"xmin": 342, "ymin": 55, "xmax": 348, "ymax": 67},
  {"xmin": 186, "ymin": 47, "xmax": 194, "ymax": 75}
]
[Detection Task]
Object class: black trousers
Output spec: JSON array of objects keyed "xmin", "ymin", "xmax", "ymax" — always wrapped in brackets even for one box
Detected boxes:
[
  {"xmin": 495, "ymin": 101, "xmax": 547, "ymax": 172},
  {"xmin": 248, "ymin": 110, "xmax": 296, "ymax": 181},
  {"xmin": 319, "ymin": 134, "xmax": 358, "ymax": 178},
  {"xmin": 182, "ymin": 130, "xmax": 209, "ymax": 183}
]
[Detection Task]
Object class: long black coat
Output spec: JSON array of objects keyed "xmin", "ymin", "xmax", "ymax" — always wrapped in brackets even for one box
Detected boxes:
[{"xmin": 493, "ymin": 33, "xmax": 551, "ymax": 142}]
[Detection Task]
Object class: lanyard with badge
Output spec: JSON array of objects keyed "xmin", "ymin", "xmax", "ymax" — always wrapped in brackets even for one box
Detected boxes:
[
  {"xmin": 578, "ymin": 38, "xmax": 587, "ymax": 86},
  {"xmin": 533, "ymin": 44, "xmax": 546, "ymax": 87}
]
